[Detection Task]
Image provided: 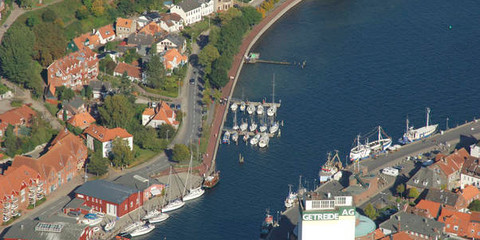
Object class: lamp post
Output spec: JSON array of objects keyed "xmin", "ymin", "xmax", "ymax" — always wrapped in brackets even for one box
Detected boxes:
[{"xmin": 166, "ymin": 129, "xmax": 170, "ymax": 142}]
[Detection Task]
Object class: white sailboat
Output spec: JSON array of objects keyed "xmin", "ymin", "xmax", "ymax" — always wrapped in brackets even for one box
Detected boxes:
[
  {"xmin": 183, "ymin": 154, "xmax": 205, "ymax": 202},
  {"xmin": 349, "ymin": 135, "xmax": 371, "ymax": 161},
  {"xmin": 232, "ymin": 110, "xmax": 239, "ymax": 130},
  {"xmin": 249, "ymin": 120, "xmax": 257, "ymax": 132},
  {"xmin": 367, "ymin": 126, "xmax": 392, "ymax": 152},
  {"xmin": 130, "ymin": 224, "xmax": 155, "ymax": 237},
  {"xmin": 148, "ymin": 212, "xmax": 170, "ymax": 223},
  {"xmin": 258, "ymin": 133, "xmax": 270, "ymax": 148},
  {"xmin": 243, "ymin": 133, "xmax": 249, "ymax": 142},
  {"xmin": 267, "ymin": 74, "xmax": 277, "ymax": 117},
  {"xmin": 230, "ymin": 102, "xmax": 238, "ymax": 112},
  {"xmin": 122, "ymin": 221, "xmax": 145, "ymax": 234},
  {"xmin": 247, "ymin": 103, "xmax": 255, "ymax": 115},
  {"xmin": 240, "ymin": 120, "xmax": 248, "ymax": 132},
  {"xmin": 143, "ymin": 209, "xmax": 161, "ymax": 220},
  {"xmin": 240, "ymin": 101, "xmax": 246, "ymax": 112},
  {"xmin": 256, "ymin": 104, "xmax": 264, "ymax": 115},
  {"xmin": 269, "ymin": 121, "xmax": 279, "ymax": 134},
  {"xmin": 162, "ymin": 167, "xmax": 186, "ymax": 213},
  {"xmin": 250, "ymin": 133, "xmax": 261, "ymax": 146},
  {"xmin": 399, "ymin": 107, "xmax": 438, "ymax": 144},
  {"xmin": 231, "ymin": 131, "xmax": 239, "ymax": 143}
]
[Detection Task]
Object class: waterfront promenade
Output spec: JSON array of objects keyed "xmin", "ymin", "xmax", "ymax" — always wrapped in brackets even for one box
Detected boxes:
[{"xmin": 203, "ymin": 0, "xmax": 304, "ymax": 173}]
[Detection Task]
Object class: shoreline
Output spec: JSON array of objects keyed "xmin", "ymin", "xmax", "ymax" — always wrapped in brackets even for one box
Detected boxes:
[{"xmin": 204, "ymin": 0, "xmax": 305, "ymax": 172}]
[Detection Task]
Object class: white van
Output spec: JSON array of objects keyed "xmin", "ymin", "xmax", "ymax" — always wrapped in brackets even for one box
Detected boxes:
[{"xmin": 382, "ymin": 167, "xmax": 399, "ymax": 177}]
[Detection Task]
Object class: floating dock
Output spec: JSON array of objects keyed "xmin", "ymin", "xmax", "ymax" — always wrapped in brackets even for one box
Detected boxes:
[{"xmin": 230, "ymin": 99, "xmax": 281, "ymax": 109}]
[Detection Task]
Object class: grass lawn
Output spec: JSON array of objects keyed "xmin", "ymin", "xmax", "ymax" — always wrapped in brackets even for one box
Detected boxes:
[
  {"xmin": 129, "ymin": 147, "xmax": 158, "ymax": 168},
  {"xmin": 143, "ymin": 85, "xmax": 179, "ymax": 99}
]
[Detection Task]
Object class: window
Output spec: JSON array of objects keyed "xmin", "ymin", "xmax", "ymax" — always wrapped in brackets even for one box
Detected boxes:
[
  {"xmin": 130, "ymin": 201, "xmax": 133, "ymax": 208},
  {"xmin": 125, "ymin": 204, "xmax": 127, "ymax": 211},
  {"xmin": 454, "ymin": 225, "xmax": 459, "ymax": 231}
]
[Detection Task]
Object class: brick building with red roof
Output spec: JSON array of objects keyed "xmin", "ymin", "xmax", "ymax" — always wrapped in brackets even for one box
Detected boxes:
[
  {"xmin": 0, "ymin": 105, "xmax": 36, "ymax": 137},
  {"xmin": 47, "ymin": 48, "xmax": 99, "ymax": 93},
  {"xmin": 113, "ymin": 62, "xmax": 142, "ymax": 82}
]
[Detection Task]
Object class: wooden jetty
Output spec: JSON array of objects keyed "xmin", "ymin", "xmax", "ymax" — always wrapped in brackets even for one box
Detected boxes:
[
  {"xmin": 230, "ymin": 99, "xmax": 281, "ymax": 109},
  {"xmin": 222, "ymin": 128, "xmax": 276, "ymax": 138},
  {"xmin": 244, "ymin": 52, "xmax": 306, "ymax": 67}
]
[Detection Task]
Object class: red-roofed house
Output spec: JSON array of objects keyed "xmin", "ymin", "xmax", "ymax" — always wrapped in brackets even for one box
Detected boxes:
[
  {"xmin": 73, "ymin": 32, "xmax": 100, "ymax": 51},
  {"xmin": 430, "ymin": 148, "xmax": 469, "ymax": 190},
  {"xmin": 379, "ymin": 231, "xmax": 413, "ymax": 240},
  {"xmin": 163, "ymin": 48, "xmax": 187, "ymax": 72},
  {"xmin": 116, "ymin": 17, "xmax": 136, "ymax": 39},
  {"xmin": 67, "ymin": 112, "xmax": 96, "ymax": 129},
  {"xmin": 415, "ymin": 199, "xmax": 441, "ymax": 219},
  {"xmin": 142, "ymin": 102, "xmax": 179, "ymax": 129},
  {"xmin": 159, "ymin": 13, "xmax": 184, "ymax": 33},
  {"xmin": 139, "ymin": 21, "xmax": 163, "ymax": 36},
  {"xmin": 0, "ymin": 105, "xmax": 36, "ymax": 137},
  {"xmin": 455, "ymin": 185, "xmax": 480, "ymax": 212},
  {"xmin": 439, "ymin": 207, "xmax": 472, "ymax": 238},
  {"xmin": 95, "ymin": 24, "xmax": 116, "ymax": 44},
  {"xmin": 84, "ymin": 124, "xmax": 133, "ymax": 158},
  {"xmin": 113, "ymin": 62, "xmax": 142, "ymax": 82},
  {"xmin": 47, "ymin": 48, "xmax": 99, "ymax": 92}
]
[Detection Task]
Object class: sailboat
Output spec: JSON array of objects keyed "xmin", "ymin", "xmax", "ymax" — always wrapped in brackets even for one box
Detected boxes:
[
  {"xmin": 240, "ymin": 120, "xmax": 248, "ymax": 132},
  {"xmin": 231, "ymin": 131, "xmax": 239, "ymax": 143},
  {"xmin": 267, "ymin": 74, "xmax": 277, "ymax": 117},
  {"xmin": 269, "ymin": 121, "xmax": 279, "ymax": 134},
  {"xmin": 250, "ymin": 133, "xmax": 261, "ymax": 146},
  {"xmin": 183, "ymin": 154, "xmax": 205, "ymax": 201},
  {"xmin": 162, "ymin": 167, "xmax": 186, "ymax": 212},
  {"xmin": 240, "ymin": 101, "xmax": 246, "ymax": 112},
  {"xmin": 258, "ymin": 133, "xmax": 270, "ymax": 148},
  {"xmin": 122, "ymin": 221, "xmax": 146, "ymax": 234},
  {"xmin": 143, "ymin": 209, "xmax": 161, "ymax": 220},
  {"xmin": 349, "ymin": 135, "xmax": 371, "ymax": 161},
  {"xmin": 222, "ymin": 131, "xmax": 231, "ymax": 144},
  {"xmin": 284, "ymin": 184, "xmax": 297, "ymax": 208},
  {"xmin": 130, "ymin": 223, "xmax": 155, "ymax": 237},
  {"xmin": 203, "ymin": 170, "xmax": 220, "ymax": 189},
  {"xmin": 230, "ymin": 102, "xmax": 238, "ymax": 112},
  {"xmin": 249, "ymin": 119, "xmax": 258, "ymax": 132},
  {"xmin": 319, "ymin": 151, "xmax": 343, "ymax": 183},
  {"xmin": 232, "ymin": 110, "xmax": 239, "ymax": 130},
  {"xmin": 247, "ymin": 103, "xmax": 255, "ymax": 115},
  {"xmin": 256, "ymin": 104, "xmax": 264, "ymax": 115},
  {"xmin": 367, "ymin": 126, "xmax": 392, "ymax": 152},
  {"xmin": 399, "ymin": 107, "xmax": 438, "ymax": 144}
]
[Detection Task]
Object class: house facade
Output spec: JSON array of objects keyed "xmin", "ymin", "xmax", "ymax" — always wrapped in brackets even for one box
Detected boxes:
[
  {"xmin": 170, "ymin": 0, "xmax": 214, "ymax": 26},
  {"xmin": 214, "ymin": 0, "xmax": 232, "ymax": 11},
  {"xmin": 142, "ymin": 102, "xmax": 179, "ymax": 129},
  {"xmin": 159, "ymin": 13, "xmax": 184, "ymax": 32},
  {"xmin": 156, "ymin": 34, "xmax": 186, "ymax": 54},
  {"xmin": 84, "ymin": 124, "xmax": 133, "ymax": 158},
  {"xmin": 163, "ymin": 48, "xmax": 188, "ymax": 71},
  {"xmin": 461, "ymin": 155, "xmax": 480, "ymax": 188},
  {"xmin": 95, "ymin": 24, "xmax": 116, "ymax": 44},
  {"xmin": 47, "ymin": 48, "xmax": 99, "ymax": 92},
  {"xmin": 116, "ymin": 17, "xmax": 136, "ymax": 39},
  {"xmin": 74, "ymin": 180, "xmax": 143, "ymax": 218},
  {"xmin": 0, "ymin": 105, "xmax": 36, "ymax": 137}
]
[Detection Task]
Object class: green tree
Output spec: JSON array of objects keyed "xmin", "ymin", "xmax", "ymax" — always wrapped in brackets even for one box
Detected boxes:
[
  {"xmin": 82, "ymin": 0, "xmax": 93, "ymax": 10},
  {"xmin": 396, "ymin": 184, "xmax": 405, "ymax": 197},
  {"xmin": 364, "ymin": 203, "xmax": 377, "ymax": 220},
  {"xmin": 42, "ymin": 9, "xmax": 57, "ymax": 22},
  {"xmin": 16, "ymin": 0, "xmax": 34, "ymax": 8},
  {"xmin": 91, "ymin": 0, "xmax": 105, "ymax": 16},
  {"xmin": 241, "ymin": 6, "xmax": 262, "ymax": 26},
  {"xmin": 99, "ymin": 56, "xmax": 116, "ymax": 75},
  {"xmin": 111, "ymin": 138, "xmax": 134, "ymax": 167},
  {"xmin": 408, "ymin": 187, "xmax": 419, "ymax": 199},
  {"xmin": 3, "ymin": 125, "xmax": 19, "ymax": 157},
  {"xmin": 469, "ymin": 200, "xmax": 480, "ymax": 212},
  {"xmin": 56, "ymin": 86, "xmax": 75, "ymax": 101},
  {"xmin": 75, "ymin": 6, "xmax": 90, "ymax": 20},
  {"xmin": 87, "ymin": 152, "xmax": 109, "ymax": 176},
  {"xmin": 145, "ymin": 55, "xmax": 166, "ymax": 89},
  {"xmin": 157, "ymin": 124, "xmax": 175, "ymax": 140},
  {"xmin": 117, "ymin": 0, "xmax": 134, "ymax": 15},
  {"xmin": 98, "ymin": 95, "xmax": 134, "ymax": 128},
  {"xmin": 202, "ymin": 87, "xmax": 212, "ymax": 106},
  {"xmin": 172, "ymin": 144, "xmax": 189, "ymax": 162},
  {"xmin": 198, "ymin": 44, "xmax": 220, "ymax": 75},
  {"xmin": 32, "ymin": 22, "xmax": 67, "ymax": 67},
  {"xmin": 26, "ymin": 16, "xmax": 40, "ymax": 28},
  {"xmin": 218, "ymin": 7, "xmax": 242, "ymax": 24}
]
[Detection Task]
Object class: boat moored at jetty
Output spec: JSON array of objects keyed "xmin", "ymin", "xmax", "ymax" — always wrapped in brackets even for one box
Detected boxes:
[
  {"xmin": 148, "ymin": 212, "xmax": 169, "ymax": 223},
  {"xmin": 350, "ymin": 135, "xmax": 371, "ymax": 161},
  {"xmin": 130, "ymin": 224, "xmax": 155, "ymax": 237},
  {"xmin": 260, "ymin": 210, "xmax": 274, "ymax": 239},
  {"xmin": 256, "ymin": 104, "xmax": 264, "ymax": 115},
  {"xmin": 231, "ymin": 102, "xmax": 238, "ymax": 112},
  {"xmin": 104, "ymin": 219, "xmax": 116, "ymax": 232},
  {"xmin": 240, "ymin": 101, "xmax": 246, "ymax": 111},
  {"xmin": 399, "ymin": 107, "xmax": 438, "ymax": 144},
  {"xmin": 319, "ymin": 151, "xmax": 343, "ymax": 183},
  {"xmin": 162, "ymin": 199, "xmax": 185, "ymax": 212},
  {"xmin": 222, "ymin": 131, "xmax": 231, "ymax": 144},
  {"xmin": 367, "ymin": 126, "xmax": 392, "ymax": 152},
  {"xmin": 269, "ymin": 122, "xmax": 279, "ymax": 134},
  {"xmin": 247, "ymin": 103, "xmax": 255, "ymax": 115},
  {"xmin": 231, "ymin": 131, "xmax": 239, "ymax": 143},
  {"xmin": 122, "ymin": 221, "xmax": 145, "ymax": 234},
  {"xmin": 240, "ymin": 121, "xmax": 248, "ymax": 131},
  {"xmin": 258, "ymin": 134, "xmax": 270, "ymax": 148},
  {"xmin": 142, "ymin": 209, "xmax": 161, "ymax": 220},
  {"xmin": 250, "ymin": 133, "xmax": 261, "ymax": 146},
  {"xmin": 183, "ymin": 186, "xmax": 205, "ymax": 201},
  {"xmin": 249, "ymin": 120, "xmax": 258, "ymax": 132},
  {"xmin": 284, "ymin": 185, "xmax": 297, "ymax": 208},
  {"xmin": 203, "ymin": 171, "xmax": 220, "ymax": 189}
]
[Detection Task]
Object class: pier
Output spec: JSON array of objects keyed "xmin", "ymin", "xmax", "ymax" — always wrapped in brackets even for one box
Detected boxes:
[
  {"xmin": 230, "ymin": 98, "xmax": 281, "ymax": 109},
  {"xmin": 244, "ymin": 52, "xmax": 306, "ymax": 67}
]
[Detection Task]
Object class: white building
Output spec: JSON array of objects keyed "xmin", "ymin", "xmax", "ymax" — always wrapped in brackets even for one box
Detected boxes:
[
  {"xmin": 142, "ymin": 102, "xmax": 179, "ymax": 129},
  {"xmin": 297, "ymin": 194, "xmax": 355, "ymax": 240},
  {"xmin": 170, "ymin": 0, "xmax": 213, "ymax": 26},
  {"xmin": 84, "ymin": 125, "xmax": 133, "ymax": 158}
]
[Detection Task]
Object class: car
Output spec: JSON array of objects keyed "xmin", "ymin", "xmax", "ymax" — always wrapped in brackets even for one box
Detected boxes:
[
  {"xmin": 189, "ymin": 78, "xmax": 195, "ymax": 85},
  {"xmin": 393, "ymin": 165, "xmax": 404, "ymax": 170},
  {"xmin": 67, "ymin": 211, "xmax": 80, "ymax": 217},
  {"xmin": 176, "ymin": 104, "xmax": 181, "ymax": 110}
]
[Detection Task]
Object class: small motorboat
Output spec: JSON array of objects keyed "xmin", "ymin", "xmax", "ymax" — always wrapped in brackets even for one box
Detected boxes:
[
  {"xmin": 250, "ymin": 134, "xmax": 261, "ymax": 146},
  {"xmin": 122, "ymin": 221, "xmax": 145, "ymax": 234},
  {"xmin": 256, "ymin": 104, "xmax": 264, "ymax": 115}
]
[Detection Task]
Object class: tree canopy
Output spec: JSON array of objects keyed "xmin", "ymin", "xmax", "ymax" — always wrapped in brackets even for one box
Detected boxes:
[
  {"xmin": 98, "ymin": 95, "xmax": 135, "ymax": 129},
  {"xmin": 87, "ymin": 151, "xmax": 109, "ymax": 176},
  {"xmin": 364, "ymin": 203, "xmax": 377, "ymax": 220},
  {"xmin": 408, "ymin": 187, "xmax": 419, "ymax": 199},
  {"xmin": 111, "ymin": 138, "xmax": 134, "ymax": 167},
  {"xmin": 144, "ymin": 55, "xmax": 166, "ymax": 89},
  {"xmin": 172, "ymin": 144, "xmax": 190, "ymax": 162},
  {"xmin": 469, "ymin": 200, "xmax": 480, "ymax": 211}
]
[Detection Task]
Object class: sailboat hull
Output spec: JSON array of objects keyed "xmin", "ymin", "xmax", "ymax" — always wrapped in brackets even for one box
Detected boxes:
[
  {"xmin": 162, "ymin": 200, "xmax": 185, "ymax": 212},
  {"xmin": 183, "ymin": 187, "xmax": 205, "ymax": 201}
]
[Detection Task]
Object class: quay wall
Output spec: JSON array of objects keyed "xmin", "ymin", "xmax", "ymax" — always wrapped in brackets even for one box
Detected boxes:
[{"xmin": 206, "ymin": 0, "xmax": 304, "ymax": 171}]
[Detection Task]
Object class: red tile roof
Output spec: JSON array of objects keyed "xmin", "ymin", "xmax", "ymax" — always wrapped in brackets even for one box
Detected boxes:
[
  {"xmin": 163, "ymin": 48, "xmax": 187, "ymax": 70},
  {"xmin": 461, "ymin": 185, "xmax": 480, "ymax": 203},
  {"xmin": 67, "ymin": 112, "xmax": 95, "ymax": 129},
  {"xmin": 380, "ymin": 231, "xmax": 413, "ymax": 240},
  {"xmin": 116, "ymin": 17, "xmax": 133, "ymax": 28},
  {"xmin": 97, "ymin": 24, "xmax": 115, "ymax": 40},
  {"xmin": 143, "ymin": 102, "xmax": 179, "ymax": 127},
  {"xmin": 432, "ymin": 148, "xmax": 469, "ymax": 177},
  {"xmin": 114, "ymin": 62, "xmax": 141, "ymax": 80},
  {"xmin": 83, "ymin": 124, "xmax": 132, "ymax": 142},
  {"xmin": 0, "ymin": 105, "xmax": 36, "ymax": 127},
  {"xmin": 73, "ymin": 33, "xmax": 100, "ymax": 51},
  {"xmin": 139, "ymin": 22, "xmax": 163, "ymax": 35},
  {"xmin": 439, "ymin": 207, "xmax": 471, "ymax": 237},
  {"xmin": 415, "ymin": 199, "xmax": 441, "ymax": 219}
]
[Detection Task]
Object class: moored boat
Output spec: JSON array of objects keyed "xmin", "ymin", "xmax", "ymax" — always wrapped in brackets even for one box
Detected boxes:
[
  {"xmin": 82, "ymin": 217, "xmax": 102, "ymax": 226},
  {"xmin": 247, "ymin": 103, "xmax": 255, "ymax": 115},
  {"xmin": 260, "ymin": 210, "xmax": 274, "ymax": 239},
  {"xmin": 162, "ymin": 199, "xmax": 185, "ymax": 212},
  {"xmin": 142, "ymin": 209, "xmax": 160, "ymax": 220},
  {"xmin": 240, "ymin": 101, "xmax": 246, "ymax": 111},
  {"xmin": 350, "ymin": 135, "xmax": 371, "ymax": 162},
  {"xmin": 258, "ymin": 134, "xmax": 270, "ymax": 148},
  {"xmin": 250, "ymin": 133, "xmax": 261, "ymax": 146},
  {"xmin": 104, "ymin": 219, "xmax": 116, "ymax": 232},
  {"xmin": 130, "ymin": 224, "xmax": 155, "ymax": 237},
  {"xmin": 231, "ymin": 131, "xmax": 239, "ymax": 143},
  {"xmin": 122, "ymin": 221, "xmax": 145, "ymax": 234},
  {"xmin": 367, "ymin": 126, "xmax": 392, "ymax": 152},
  {"xmin": 256, "ymin": 104, "xmax": 264, "ymax": 115},
  {"xmin": 222, "ymin": 131, "xmax": 231, "ymax": 144},
  {"xmin": 249, "ymin": 121, "xmax": 258, "ymax": 132},
  {"xmin": 230, "ymin": 102, "xmax": 238, "ymax": 112},
  {"xmin": 319, "ymin": 151, "xmax": 343, "ymax": 183},
  {"xmin": 240, "ymin": 121, "xmax": 248, "ymax": 132},
  {"xmin": 148, "ymin": 212, "xmax": 169, "ymax": 223},
  {"xmin": 203, "ymin": 171, "xmax": 220, "ymax": 189},
  {"xmin": 284, "ymin": 185, "xmax": 297, "ymax": 208},
  {"xmin": 399, "ymin": 107, "xmax": 438, "ymax": 144},
  {"xmin": 269, "ymin": 122, "xmax": 279, "ymax": 134},
  {"xmin": 183, "ymin": 186, "xmax": 205, "ymax": 201},
  {"xmin": 243, "ymin": 132, "xmax": 249, "ymax": 142}
]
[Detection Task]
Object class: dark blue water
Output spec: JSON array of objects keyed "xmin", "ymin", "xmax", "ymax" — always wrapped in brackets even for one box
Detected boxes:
[{"xmin": 146, "ymin": 0, "xmax": 480, "ymax": 239}]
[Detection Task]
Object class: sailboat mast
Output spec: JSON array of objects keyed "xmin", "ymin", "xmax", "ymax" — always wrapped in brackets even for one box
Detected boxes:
[
  {"xmin": 378, "ymin": 126, "xmax": 381, "ymax": 141},
  {"xmin": 272, "ymin": 74, "xmax": 275, "ymax": 105},
  {"xmin": 183, "ymin": 154, "xmax": 193, "ymax": 197},
  {"xmin": 406, "ymin": 117, "xmax": 409, "ymax": 132},
  {"xmin": 426, "ymin": 107, "xmax": 430, "ymax": 127}
]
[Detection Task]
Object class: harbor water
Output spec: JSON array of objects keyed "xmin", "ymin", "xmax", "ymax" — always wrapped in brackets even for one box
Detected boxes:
[{"xmin": 146, "ymin": 0, "xmax": 480, "ymax": 239}]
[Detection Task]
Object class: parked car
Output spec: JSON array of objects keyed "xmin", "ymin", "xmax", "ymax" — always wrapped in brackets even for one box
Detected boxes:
[
  {"xmin": 189, "ymin": 78, "xmax": 195, "ymax": 85},
  {"xmin": 67, "ymin": 211, "xmax": 80, "ymax": 217}
]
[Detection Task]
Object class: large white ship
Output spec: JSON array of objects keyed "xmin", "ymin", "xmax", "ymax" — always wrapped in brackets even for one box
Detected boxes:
[
  {"xmin": 349, "ymin": 135, "xmax": 371, "ymax": 161},
  {"xmin": 399, "ymin": 107, "xmax": 438, "ymax": 144}
]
